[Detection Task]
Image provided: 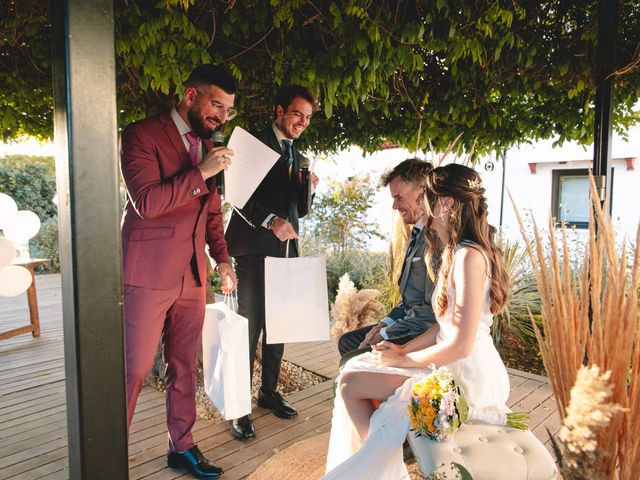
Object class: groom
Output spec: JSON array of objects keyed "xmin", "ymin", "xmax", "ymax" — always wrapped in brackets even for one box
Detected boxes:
[{"xmin": 338, "ymin": 159, "xmax": 437, "ymax": 360}]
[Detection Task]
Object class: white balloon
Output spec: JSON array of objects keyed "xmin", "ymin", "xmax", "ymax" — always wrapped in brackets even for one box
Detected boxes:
[
  {"xmin": 0, "ymin": 265, "xmax": 32, "ymax": 297},
  {"xmin": 3, "ymin": 210, "xmax": 41, "ymax": 242},
  {"xmin": 0, "ymin": 193, "xmax": 18, "ymax": 228},
  {"xmin": 0, "ymin": 237, "xmax": 16, "ymax": 269}
]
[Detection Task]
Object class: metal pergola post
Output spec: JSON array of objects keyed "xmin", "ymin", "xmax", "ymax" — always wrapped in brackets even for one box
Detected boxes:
[
  {"xmin": 51, "ymin": 0, "xmax": 128, "ymax": 478},
  {"xmin": 592, "ymin": 0, "xmax": 618, "ymax": 208}
]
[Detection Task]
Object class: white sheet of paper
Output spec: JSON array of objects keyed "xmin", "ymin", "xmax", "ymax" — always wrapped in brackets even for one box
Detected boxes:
[{"xmin": 224, "ymin": 126, "xmax": 280, "ymax": 208}]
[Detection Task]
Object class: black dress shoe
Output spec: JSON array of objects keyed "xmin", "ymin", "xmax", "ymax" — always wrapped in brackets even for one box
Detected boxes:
[
  {"xmin": 231, "ymin": 414, "xmax": 255, "ymax": 440},
  {"xmin": 257, "ymin": 389, "xmax": 298, "ymax": 419},
  {"xmin": 167, "ymin": 445, "xmax": 223, "ymax": 479}
]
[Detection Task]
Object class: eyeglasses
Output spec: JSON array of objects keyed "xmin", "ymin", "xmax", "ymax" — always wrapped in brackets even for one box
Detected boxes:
[
  {"xmin": 284, "ymin": 111, "xmax": 313, "ymax": 122},
  {"xmin": 194, "ymin": 88, "xmax": 238, "ymax": 120}
]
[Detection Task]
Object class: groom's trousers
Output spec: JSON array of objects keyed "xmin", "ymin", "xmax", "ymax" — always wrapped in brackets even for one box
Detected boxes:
[
  {"xmin": 234, "ymin": 252, "xmax": 284, "ymax": 394},
  {"xmin": 124, "ymin": 263, "xmax": 205, "ymax": 453}
]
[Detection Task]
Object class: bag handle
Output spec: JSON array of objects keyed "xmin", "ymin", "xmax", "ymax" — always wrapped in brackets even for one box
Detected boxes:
[
  {"xmin": 285, "ymin": 239, "xmax": 290, "ymax": 258},
  {"xmin": 223, "ymin": 290, "xmax": 238, "ymax": 312}
]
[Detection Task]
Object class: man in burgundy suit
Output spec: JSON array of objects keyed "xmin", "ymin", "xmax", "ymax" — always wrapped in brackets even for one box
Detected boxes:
[{"xmin": 120, "ymin": 64, "xmax": 237, "ymax": 479}]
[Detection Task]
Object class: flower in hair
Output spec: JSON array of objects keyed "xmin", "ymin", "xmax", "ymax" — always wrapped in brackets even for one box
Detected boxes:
[{"xmin": 467, "ymin": 177, "xmax": 483, "ymax": 191}]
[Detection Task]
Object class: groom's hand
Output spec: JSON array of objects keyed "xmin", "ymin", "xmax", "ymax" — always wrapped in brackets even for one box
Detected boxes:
[{"xmin": 358, "ymin": 323, "xmax": 384, "ymax": 349}]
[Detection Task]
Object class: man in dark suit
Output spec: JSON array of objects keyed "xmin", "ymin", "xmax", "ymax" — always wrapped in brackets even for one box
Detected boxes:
[
  {"xmin": 121, "ymin": 64, "xmax": 238, "ymax": 479},
  {"xmin": 225, "ymin": 85, "xmax": 319, "ymax": 440},
  {"xmin": 338, "ymin": 159, "xmax": 437, "ymax": 360}
]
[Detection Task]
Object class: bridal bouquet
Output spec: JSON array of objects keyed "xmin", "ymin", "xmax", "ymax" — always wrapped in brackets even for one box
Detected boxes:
[{"xmin": 408, "ymin": 366, "xmax": 529, "ymax": 441}]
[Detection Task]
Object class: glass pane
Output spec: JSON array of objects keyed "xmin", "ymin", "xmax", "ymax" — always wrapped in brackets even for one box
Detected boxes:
[{"xmin": 558, "ymin": 176, "xmax": 589, "ymax": 223}]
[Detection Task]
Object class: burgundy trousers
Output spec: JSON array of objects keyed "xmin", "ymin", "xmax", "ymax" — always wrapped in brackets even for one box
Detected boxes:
[{"xmin": 124, "ymin": 268, "xmax": 205, "ymax": 453}]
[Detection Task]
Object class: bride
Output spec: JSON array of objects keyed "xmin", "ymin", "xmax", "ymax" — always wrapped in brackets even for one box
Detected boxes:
[{"xmin": 324, "ymin": 164, "xmax": 511, "ymax": 479}]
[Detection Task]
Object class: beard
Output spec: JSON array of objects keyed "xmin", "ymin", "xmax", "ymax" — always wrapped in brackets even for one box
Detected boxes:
[
  {"xmin": 187, "ymin": 106, "xmax": 215, "ymax": 139},
  {"xmin": 275, "ymin": 118, "xmax": 300, "ymax": 140}
]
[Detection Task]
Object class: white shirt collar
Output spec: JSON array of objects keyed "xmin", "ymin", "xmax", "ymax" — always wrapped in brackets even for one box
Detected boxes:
[
  {"xmin": 414, "ymin": 218, "xmax": 425, "ymax": 231},
  {"xmin": 171, "ymin": 108, "xmax": 192, "ymax": 137},
  {"xmin": 272, "ymin": 123, "xmax": 292, "ymax": 148}
]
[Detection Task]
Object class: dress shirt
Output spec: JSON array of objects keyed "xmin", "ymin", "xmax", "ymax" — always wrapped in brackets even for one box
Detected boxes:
[
  {"xmin": 261, "ymin": 123, "xmax": 294, "ymax": 229},
  {"xmin": 170, "ymin": 108, "xmax": 202, "ymax": 162}
]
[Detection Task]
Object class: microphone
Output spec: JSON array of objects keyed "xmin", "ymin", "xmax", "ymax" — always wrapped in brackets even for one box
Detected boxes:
[{"xmin": 211, "ymin": 130, "xmax": 226, "ymax": 197}]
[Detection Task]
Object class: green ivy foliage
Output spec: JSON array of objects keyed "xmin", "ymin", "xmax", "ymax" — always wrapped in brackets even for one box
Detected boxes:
[{"xmin": 1, "ymin": 0, "xmax": 639, "ymax": 155}]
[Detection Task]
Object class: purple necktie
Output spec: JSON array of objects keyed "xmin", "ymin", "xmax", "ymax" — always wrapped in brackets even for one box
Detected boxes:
[{"xmin": 185, "ymin": 132, "xmax": 200, "ymax": 165}]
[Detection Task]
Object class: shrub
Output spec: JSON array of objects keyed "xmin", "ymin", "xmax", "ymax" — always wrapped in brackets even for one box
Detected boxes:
[
  {"xmin": 0, "ymin": 155, "xmax": 57, "ymax": 220},
  {"xmin": 493, "ymin": 237, "xmax": 541, "ymax": 347},
  {"xmin": 0, "ymin": 155, "xmax": 59, "ymax": 273},
  {"xmin": 31, "ymin": 216, "xmax": 60, "ymax": 273}
]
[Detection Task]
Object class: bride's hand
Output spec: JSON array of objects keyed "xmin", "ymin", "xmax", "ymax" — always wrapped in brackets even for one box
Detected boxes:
[{"xmin": 371, "ymin": 341, "xmax": 406, "ymax": 367}]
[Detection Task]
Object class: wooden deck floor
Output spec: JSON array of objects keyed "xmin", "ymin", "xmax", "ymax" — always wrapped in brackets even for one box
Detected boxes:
[{"xmin": 0, "ymin": 274, "xmax": 560, "ymax": 479}]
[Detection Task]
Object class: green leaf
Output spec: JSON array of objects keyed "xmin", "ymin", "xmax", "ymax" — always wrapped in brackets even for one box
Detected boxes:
[
  {"xmin": 453, "ymin": 463, "xmax": 474, "ymax": 480},
  {"xmin": 323, "ymin": 100, "xmax": 333, "ymax": 119}
]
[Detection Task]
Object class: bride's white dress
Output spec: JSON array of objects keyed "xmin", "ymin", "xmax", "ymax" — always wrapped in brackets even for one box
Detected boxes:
[{"xmin": 324, "ymin": 242, "xmax": 511, "ymax": 479}]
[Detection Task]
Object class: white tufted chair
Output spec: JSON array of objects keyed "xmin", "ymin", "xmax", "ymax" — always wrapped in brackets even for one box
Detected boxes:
[{"xmin": 408, "ymin": 420, "xmax": 558, "ymax": 479}]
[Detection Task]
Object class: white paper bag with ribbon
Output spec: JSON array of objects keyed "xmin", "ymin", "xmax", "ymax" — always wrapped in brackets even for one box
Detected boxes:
[
  {"xmin": 264, "ymin": 242, "xmax": 330, "ymax": 344},
  {"xmin": 202, "ymin": 294, "xmax": 251, "ymax": 420}
]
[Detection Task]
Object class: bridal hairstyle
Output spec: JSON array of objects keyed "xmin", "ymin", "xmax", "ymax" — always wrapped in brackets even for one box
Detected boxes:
[{"xmin": 423, "ymin": 163, "xmax": 509, "ymax": 316}]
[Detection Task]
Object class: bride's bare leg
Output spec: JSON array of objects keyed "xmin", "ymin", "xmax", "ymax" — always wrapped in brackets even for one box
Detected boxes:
[{"xmin": 338, "ymin": 372, "xmax": 408, "ymax": 442}]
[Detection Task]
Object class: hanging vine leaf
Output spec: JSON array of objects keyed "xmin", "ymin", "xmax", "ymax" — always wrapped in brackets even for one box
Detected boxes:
[{"xmin": 1, "ymin": 0, "xmax": 639, "ymax": 155}]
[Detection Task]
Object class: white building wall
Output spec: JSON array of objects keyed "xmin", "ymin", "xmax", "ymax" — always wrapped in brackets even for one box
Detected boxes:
[{"xmin": 479, "ymin": 131, "xmax": 640, "ymax": 244}]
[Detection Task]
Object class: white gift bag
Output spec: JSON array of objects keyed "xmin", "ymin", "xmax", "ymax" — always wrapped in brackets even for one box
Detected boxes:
[
  {"xmin": 202, "ymin": 296, "xmax": 251, "ymax": 420},
  {"xmin": 264, "ymin": 244, "xmax": 330, "ymax": 344}
]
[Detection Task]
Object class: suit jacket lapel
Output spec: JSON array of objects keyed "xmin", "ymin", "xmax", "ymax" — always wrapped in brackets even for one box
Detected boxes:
[
  {"xmin": 264, "ymin": 127, "xmax": 294, "ymax": 176},
  {"xmin": 159, "ymin": 112, "xmax": 191, "ymax": 169},
  {"xmin": 399, "ymin": 230, "xmax": 424, "ymax": 292}
]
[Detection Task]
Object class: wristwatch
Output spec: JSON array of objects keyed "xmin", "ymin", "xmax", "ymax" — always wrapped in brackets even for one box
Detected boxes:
[{"xmin": 266, "ymin": 216, "xmax": 278, "ymax": 230}]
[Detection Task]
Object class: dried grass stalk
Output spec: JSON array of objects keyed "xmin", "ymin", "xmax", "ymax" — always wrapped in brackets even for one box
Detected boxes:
[
  {"xmin": 390, "ymin": 209, "xmax": 411, "ymax": 287},
  {"xmin": 330, "ymin": 273, "xmax": 385, "ymax": 341},
  {"xmin": 511, "ymin": 173, "xmax": 640, "ymax": 478},
  {"xmin": 559, "ymin": 365, "xmax": 627, "ymax": 480}
]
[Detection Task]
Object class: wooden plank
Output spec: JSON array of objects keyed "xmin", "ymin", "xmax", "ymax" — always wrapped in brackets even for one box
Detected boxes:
[
  {"xmin": 0, "ymin": 426, "xmax": 68, "ymax": 459},
  {"xmin": 128, "ymin": 382, "xmax": 335, "ymax": 479},
  {"xmin": 0, "ymin": 370, "xmax": 66, "ymax": 396},
  {"xmin": 0, "ymin": 384, "xmax": 65, "ymax": 413},
  {"xmin": 507, "ymin": 378, "xmax": 544, "ymax": 407},
  {"xmin": 0, "ymin": 437, "xmax": 68, "ymax": 470},
  {"xmin": 36, "ymin": 469, "xmax": 70, "ymax": 480},
  {"xmin": 0, "ymin": 396, "xmax": 65, "ymax": 424},
  {"xmin": 0, "ymin": 363, "xmax": 65, "ymax": 386},
  {"xmin": 132, "ymin": 384, "xmax": 335, "ymax": 479},
  {"xmin": 0, "ymin": 446, "xmax": 67, "ymax": 479},
  {"xmin": 0, "ymin": 418, "xmax": 68, "ymax": 450}
]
